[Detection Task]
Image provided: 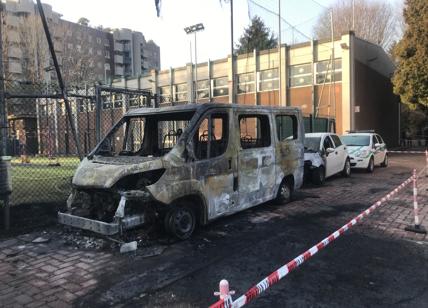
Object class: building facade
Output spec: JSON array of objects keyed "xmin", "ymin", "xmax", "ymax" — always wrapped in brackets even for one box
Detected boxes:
[
  {"xmin": 112, "ymin": 28, "xmax": 160, "ymax": 79},
  {"xmin": 114, "ymin": 32, "xmax": 399, "ymax": 146}
]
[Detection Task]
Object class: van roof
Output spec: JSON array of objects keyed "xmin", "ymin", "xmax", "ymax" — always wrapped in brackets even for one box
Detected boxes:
[{"xmin": 126, "ymin": 103, "xmax": 301, "ymax": 116}]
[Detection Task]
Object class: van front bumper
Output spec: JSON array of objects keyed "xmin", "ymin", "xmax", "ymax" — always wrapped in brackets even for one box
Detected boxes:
[{"xmin": 58, "ymin": 212, "xmax": 145, "ymax": 235}]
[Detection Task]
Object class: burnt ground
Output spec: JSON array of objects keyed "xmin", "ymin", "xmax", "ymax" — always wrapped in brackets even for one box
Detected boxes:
[{"xmin": 0, "ymin": 153, "xmax": 427, "ymax": 308}]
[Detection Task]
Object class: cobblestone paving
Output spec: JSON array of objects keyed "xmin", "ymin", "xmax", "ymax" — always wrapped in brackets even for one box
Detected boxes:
[{"xmin": 0, "ymin": 154, "xmax": 426, "ymax": 307}]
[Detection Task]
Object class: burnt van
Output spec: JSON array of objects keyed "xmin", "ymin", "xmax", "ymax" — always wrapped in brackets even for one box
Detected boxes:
[{"xmin": 59, "ymin": 103, "xmax": 304, "ymax": 239}]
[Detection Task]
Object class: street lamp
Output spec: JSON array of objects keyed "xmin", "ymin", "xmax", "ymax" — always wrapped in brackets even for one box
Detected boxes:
[{"xmin": 184, "ymin": 23, "xmax": 204, "ymax": 103}]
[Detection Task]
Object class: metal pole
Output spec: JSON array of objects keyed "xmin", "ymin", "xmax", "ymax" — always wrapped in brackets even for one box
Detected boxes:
[
  {"xmin": 330, "ymin": 11, "xmax": 336, "ymax": 122},
  {"xmin": 0, "ymin": 3, "xmax": 7, "ymax": 158},
  {"xmin": 352, "ymin": 0, "xmax": 355, "ymax": 31},
  {"xmin": 35, "ymin": 0, "xmax": 83, "ymax": 160},
  {"xmin": 278, "ymin": 0, "xmax": 282, "ymax": 106},
  {"xmin": 95, "ymin": 86, "xmax": 102, "ymax": 143},
  {"xmin": 194, "ymin": 31, "xmax": 198, "ymax": 103},
  {"xmin": 230, "ymin": 0, "xmax": 235, "ymax": 104}
]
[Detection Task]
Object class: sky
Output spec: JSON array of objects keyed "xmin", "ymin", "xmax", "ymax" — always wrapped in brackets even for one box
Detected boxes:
[{"xmin": 41, "ymin": 0, "xmax": 401, "ymax": 70}]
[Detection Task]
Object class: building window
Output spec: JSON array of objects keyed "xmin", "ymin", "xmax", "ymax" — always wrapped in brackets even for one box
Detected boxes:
[
  {"xmin": 102, "ymin": 95, "xmax": 111, "ymax": 109},
  {"xmin": 104, "ymin": 50, "xmax": 110, "ymax": 59},
  {"xmin": 159, "ymin": 86, "xmax": 172, "ymax": 103},
  {"xmin": 258, "ymin": 68, "xmax": 279, "ymax": 91},
  {"xmin": 237, "ymin": 72, "xmax": 255, "ymax": 94},
  {"xmin": 289, "ymin": 63, "xmax": 312, "ymax": 87},
  {"xmin": 113, "ymin": 94, "xmax": 123, "ymax": 108},
  {"xmin": 197, "ymin": 80, "xmax": 209, "ymax": 99},
  {"xmin": 315, "ymin": 58, "xmax": 342, "ymax": 85},
  {"xmin": 212, "ymin": 77, "xmax": 228, "ymax": 97},
  {"xmin": 97, "ymin": 49, "xmax": 102, "ymax": 56},
  {"xmin": 76, "ymin": 45, "xmax": 81, "ymax": 52},
  {"xmin": 96, "ymin": 37, "xmax": 102, "ymax": 44},
  {"xmin": 67, "ymin": 43, "xmax": 73, "ymax": 49},
  {"xmin": 175, "ymin": 83, "xmax": 187, "ymax": 102},
  {"xmin": 88, "ymin": 47, "xmax": 93, "ymax": 55}
]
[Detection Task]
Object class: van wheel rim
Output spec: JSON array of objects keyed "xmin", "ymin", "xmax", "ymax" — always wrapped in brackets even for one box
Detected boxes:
[
  {"xmin": 173, "ymin": 209, "xmax": 193, "ymax": 235},
  {"xmin": 281, "ymin": 185, "xmax": 290, "ymax": 200},
  {"xmin": 346, "ymin": 161, "xmax": 351, "ymax": 175}
]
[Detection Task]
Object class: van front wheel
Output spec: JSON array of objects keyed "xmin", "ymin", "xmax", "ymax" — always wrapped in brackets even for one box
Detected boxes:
[{"xmin": 164, "ymin": 205, "xmax": 196, "ymax": 240}]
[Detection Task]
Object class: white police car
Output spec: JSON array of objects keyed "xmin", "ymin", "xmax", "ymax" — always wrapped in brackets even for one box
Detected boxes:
[{"xmin": 339, "ymin": 131, "xmax": 388, "ymax": 173}]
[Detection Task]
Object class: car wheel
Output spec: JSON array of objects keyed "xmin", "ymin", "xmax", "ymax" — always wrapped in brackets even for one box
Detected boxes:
[
  {"xmin": 312, "ymin": 166, "xmax": 325, "ymax": 185},
  {"xmin": 367, "ymin": 157, "xmax": 374, "ymax": 173},
  {"xmin": 275, "ymin": 179, "xmax": 292, "ymax": 204},
  {"xmin": 381, "ymin": 154, "xmax": 388, "ymax": 167},
  {"xmin": 342, "ymin": 159, "xmax": 351, "ymax": 177},
  {"xmin": 164, "ymin": 205, "xmax": 196, "ymax": 240}
]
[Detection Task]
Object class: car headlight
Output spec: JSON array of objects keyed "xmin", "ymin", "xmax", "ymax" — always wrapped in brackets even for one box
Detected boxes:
[{"xmin": 356, "ymin": 150, "xmax": 369, "ymax": 158}]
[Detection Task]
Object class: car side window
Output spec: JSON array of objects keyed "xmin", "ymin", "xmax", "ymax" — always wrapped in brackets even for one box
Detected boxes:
[
  {"xmin": 376, "ymin": 135, "xmax": 384, "ymax": 144},
  {"xmin": 330, "ymin": 135, "xmax": 342, "ymax": 147},
  {"xmin": 323, "ymin": 136, "xmax": 334, "ymax": 150},
  {"xmin": 372, "ymin": 135, "xmax": 377, "ymax": 148}
]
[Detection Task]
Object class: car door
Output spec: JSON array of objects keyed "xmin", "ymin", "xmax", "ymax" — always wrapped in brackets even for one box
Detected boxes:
[
  {"xmin": 372, "ymin": 135, "xmax": 382, "ymax": 165},
  {"xmin": 237, "ymin": 113, "xmax": 275, "ymax": 209},
  {"xmin": 322, "ymin": 135, "xmax": 337, "ymax": 177},
  {"xmin": 376, "ymin": 134, "xmax": 386, "ymax": 162},
  {"xmin": 330, "ymin": 134, "xmax": 347, "ymax": 172},
  {"xmin": 189, "ymin": 110, "xmax": 237, "ymax": 219}
]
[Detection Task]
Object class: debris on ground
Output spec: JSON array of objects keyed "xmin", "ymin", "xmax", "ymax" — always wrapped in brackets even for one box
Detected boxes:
[
  {"xmin": 32, "ymin": 236, "xmax": 50, "ymax": 243},
  {"xmin": 120, "ymin": 241, "xmax": 138, "ymax": 253}
]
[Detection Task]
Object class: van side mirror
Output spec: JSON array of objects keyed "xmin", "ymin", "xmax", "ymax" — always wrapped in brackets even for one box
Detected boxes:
[
  {"xmin": 374, "ymin": 143, "xmax": 381, "ymax": 148},
  {"xmin": 326, "ymin": 147, "xmax": 335, "ymax": 154}
]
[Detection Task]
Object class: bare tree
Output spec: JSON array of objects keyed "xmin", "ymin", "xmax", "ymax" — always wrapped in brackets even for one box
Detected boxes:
[{"xmin": 313, "ymin": 0, "xmax": 401, "ymax": 50}]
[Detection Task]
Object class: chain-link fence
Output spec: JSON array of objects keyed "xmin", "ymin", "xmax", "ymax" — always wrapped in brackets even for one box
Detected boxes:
[{"xmin": 3, "ymin": 79, "xmax": 153, "ymax": 207}]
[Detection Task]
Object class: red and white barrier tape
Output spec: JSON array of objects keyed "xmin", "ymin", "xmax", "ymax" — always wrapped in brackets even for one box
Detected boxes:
[
  {"xmin": 388, "ymin": 150, "xmax": 426, "ymax": 154},
  {"xmin": 210, "ymin": 175, "xmax": 415, "ymax": 308}
]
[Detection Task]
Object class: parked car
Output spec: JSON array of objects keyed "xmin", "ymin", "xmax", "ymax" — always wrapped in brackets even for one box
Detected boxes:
[
  {"xmin": 59, "ymin": 103, "xmax": 305, "ymax": 239},
  {"xmin": 304, "ymin": 133, "xmax": 351, "ymax": 185},
  {"xmin": 339, "ymin": 131, "xmax": 388, "ymax": 172}
]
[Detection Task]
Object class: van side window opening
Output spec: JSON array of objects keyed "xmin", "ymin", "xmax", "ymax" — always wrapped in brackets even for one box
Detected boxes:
[
  {"xmin": 323, "ymin": 136, "xmax": 334, "ymax": 150},
  {"xmin": 239, "ymin": 115, "xmax": 271, "ymax": 149},
  {"xmin": 276, "ymin": 115, "xmax": 297, "ymax": 141},
  {"xmin": 331, "ymin": 134, "xmax": 342, "ymax": 147},
  {"xmin": 193, "ymin": 113, "xmax": 228, "ymax": 160}
]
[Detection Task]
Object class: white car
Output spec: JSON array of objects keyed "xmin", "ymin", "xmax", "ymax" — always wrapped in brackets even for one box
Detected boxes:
[
  {"xmin": 304, "ymin": 133, "xmax": 351, "ymax": 185},
  {"xmin": 339, "ymin": 132, "xmax": 388, "ymax": 172}
]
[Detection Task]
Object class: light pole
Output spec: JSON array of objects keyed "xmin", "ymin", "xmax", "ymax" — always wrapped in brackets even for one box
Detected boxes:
[{"xmin": 184, "ymin": 23, "xmax": 204, "ymax": 103}]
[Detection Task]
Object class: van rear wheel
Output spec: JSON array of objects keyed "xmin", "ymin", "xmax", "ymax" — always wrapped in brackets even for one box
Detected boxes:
[
  {"xmin": 164, "ymin": 205, "xmax": 196, "ymax": 240},
  {"xmin": 312, "ymin": 166, "xmax": 325, "ymax": 185},
  {"xmin": 275, "ymin": 179, "xmax": 292, "ymax": 204}
]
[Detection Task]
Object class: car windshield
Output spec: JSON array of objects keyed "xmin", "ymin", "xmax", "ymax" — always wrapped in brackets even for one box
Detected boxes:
[
  {"xmin": 340, "ymin": 135, "xmax": 370, "ymax": 146},
  {"xmin": 95, "ymin": 111, "xmax": 195, "ymax": 157},
  {"xmin": 304, "ymin": 137, "xmax": 321, "ymax": 152}
]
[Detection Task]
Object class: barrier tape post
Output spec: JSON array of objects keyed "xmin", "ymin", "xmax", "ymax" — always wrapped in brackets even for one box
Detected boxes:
[
  {"xmin": 211, "ymin": 280, "xmax": 235, "ymax": 308},
  {"xmin": 209, "ymin": 175, "xmax": 415, "ymax": 308},
  {"xmin": 405, "ymin": 169, "xmax": 427, "ymax": 234}
]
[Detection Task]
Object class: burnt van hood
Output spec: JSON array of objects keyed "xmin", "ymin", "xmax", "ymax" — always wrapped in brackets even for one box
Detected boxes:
[{"xmin": 72, "ymin": 156, "xmax": 164, "ymax": 189}]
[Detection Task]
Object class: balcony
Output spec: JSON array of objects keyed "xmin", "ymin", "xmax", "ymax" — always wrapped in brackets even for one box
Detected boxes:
[{"xmin": 114, "ymin": 55, "xmax": 124, "ymax": 64}]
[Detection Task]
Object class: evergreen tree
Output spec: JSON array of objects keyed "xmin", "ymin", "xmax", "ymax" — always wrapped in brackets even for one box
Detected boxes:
[
  {"xmin": 392, "ymin": 0, "xmax": 428, "ymax": 109},
  {"xmin": 236, "ymin": 16, "xmax": 277, "ymax": 55}
]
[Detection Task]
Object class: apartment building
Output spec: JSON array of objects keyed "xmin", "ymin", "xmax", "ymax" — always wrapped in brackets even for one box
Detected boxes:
[
  {"xmin": 114, "ymin": 32, "xmax": 399, "ymax": 146},
  {"xmin": 112, "ymin": 28, "xmax": 160, "ymax": 79}
]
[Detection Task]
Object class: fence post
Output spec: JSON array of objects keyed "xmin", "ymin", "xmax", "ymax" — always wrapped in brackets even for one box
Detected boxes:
[
  {"xmin": 212, "ymin": 279, "xmax": 235, "ymax": 308},
  {"xmin": 405, "ymin": 169, "xmax": 427, "ymax": 234},
  {"xmin": 95, "ymin": 86, "xmax": 102, "ymax": 143}
]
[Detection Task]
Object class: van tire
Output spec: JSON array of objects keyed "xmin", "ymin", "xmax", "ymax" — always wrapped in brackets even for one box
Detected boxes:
[
  {"xmin": 275, "ymin": 179, "xmax": 292, "ymax": 204},
  {"xmin": 164, "ymin": 205, "xmax": 196, "ymax": 240},
  {"xmin": 367, "ymin": 157, "xmax": 375, "ymax": 173},
  {"xmin": 312, "ymin": 166, "xmax": 325, "ymax": 185},
  {"xmin": 342, "ymin": 159, "xmax": 351, "ymax": 177}
]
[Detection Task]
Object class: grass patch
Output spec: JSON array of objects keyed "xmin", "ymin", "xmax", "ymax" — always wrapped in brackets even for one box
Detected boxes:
[{"xmin": 10, "ymin": 156, "xmax": 80, "ymax": 206}]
